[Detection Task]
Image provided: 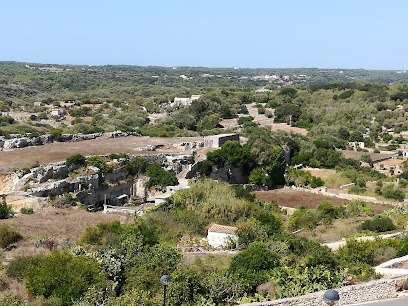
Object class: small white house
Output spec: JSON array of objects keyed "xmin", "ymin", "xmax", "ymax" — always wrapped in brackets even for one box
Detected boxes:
[
  {"xmin": 207, "ymin": 223, "xmax": 238, "ymax": 248},
  {"xmin": 348, "ymin": 141, "xmax": 365, "ymax": 151},
  {"xmin": 50, "ymin": 108, "xmax": 65, "ymax": 117}
]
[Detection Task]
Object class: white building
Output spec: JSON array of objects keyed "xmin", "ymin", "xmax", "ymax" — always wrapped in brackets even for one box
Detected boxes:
[
  {"xmin": 348, "ymin": 141, "xmax": 365, "ymax": 151},
  {"xmin": 50, "ymin": 108, "xmax": 65, "ymax": 117},
  {"xmin": 207, "ymin": 223, "xmax": 238, "ymax": 248},
  {"xmin": 174, "ymin": 97, "xmax": 191, "ymax": 106}
]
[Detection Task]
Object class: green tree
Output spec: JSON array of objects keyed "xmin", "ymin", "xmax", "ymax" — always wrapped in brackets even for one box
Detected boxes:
[{"xmin": 145, "ymin": 164, "xmax": 178, "ymax": 190}]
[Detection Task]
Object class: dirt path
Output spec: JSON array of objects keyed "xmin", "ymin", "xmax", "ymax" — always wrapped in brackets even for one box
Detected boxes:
[{"xmin": 0, "ymin": 136, "xmax": 202, "ymax": 173}]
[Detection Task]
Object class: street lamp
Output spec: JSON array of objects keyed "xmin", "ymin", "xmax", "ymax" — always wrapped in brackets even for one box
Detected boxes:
[
  {"xmin": 323, "ymin": 289, "xmax": 340, "ymax": 305},
  {"xmin": 160, "ymin": 275, "xmax": 171, "ymax": 306}
]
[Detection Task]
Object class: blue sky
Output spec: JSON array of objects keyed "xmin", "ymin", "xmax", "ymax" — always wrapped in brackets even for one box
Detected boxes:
[{"xmin": 1, "ymin": 0, "xmax": 407, "ymax": 69}]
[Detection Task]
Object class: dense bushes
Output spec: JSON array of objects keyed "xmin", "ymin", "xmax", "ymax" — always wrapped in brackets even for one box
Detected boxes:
[
  {"xmin": 0, "ymin": 225, "xmax": 22, "ymax": 248},
  {"xmin": 361, "ymin": 215, "xmax": 396, "ymax": 232},
  {"xmin": 228, "ymin": 242, "xmax": 280, "ymax": 289},
  {"xmin": 15, "ymin": 252, "xmax": 104, "ymax": 305}
]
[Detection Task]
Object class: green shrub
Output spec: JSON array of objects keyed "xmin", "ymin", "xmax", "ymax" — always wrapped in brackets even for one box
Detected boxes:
[
  {"xmin": 343, "ymin": 200, "xmax": 374, "ymax": 217},
  {"xmin": 0, "ymin": 295, "xmax": 23, "ymax": 306},
  {"xmin": 80, "ymin": 220, "xmax": 131, "ymax": 246},
  {"xmin": 288, "ymin": 206, "xmax": 317, "ymax": 230},
  {"xmin": 316, "ymin": 201, "xmax": 344, "ymax": 224},
  {"xmin": 20, "ymin": 207, "xmax": 34, "ymax": 215},
  {"xmin": 87, "ymin": 155, "xmax": 110, "ymax": 173},
  {"xmin": 21, "ymin": 251, "xmax": 104, "ymax": 305},
  {"xmin": 66, "ymin": 153, "xmax": 86, "ymax": 167},
  {"xmin": 382, "ymin": 186, "xmax": 405, "ymax": 201},
  {"xmin": 361, "ymin": 215, "xmax": 396, "ymax": 232},
  {"xmin": 349, "ymin": 185, "xmax": 366, "ymax": 194},
  {"xmin": 0, "ymin": 225, "xmax": 22, "ymax": 248},
  {"xmin": 228, "ymin": 242, "xmax": 280, "ymax": 289},
  {"xmin": 249, "ymin": 168, "xmax": 269, "ymax": 185},
  {"xmin": 0, "ymin": 202, "xmax": 12, "ymax": 219}
]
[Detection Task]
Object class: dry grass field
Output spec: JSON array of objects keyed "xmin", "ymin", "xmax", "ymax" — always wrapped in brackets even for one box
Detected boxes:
[
  {"xmin": 1, "ymin": 206, "xmax": 134, "ymax": 241},
  {"xmin": 0, "ymin": 136, "xmax": 202, "ymax": 173}
]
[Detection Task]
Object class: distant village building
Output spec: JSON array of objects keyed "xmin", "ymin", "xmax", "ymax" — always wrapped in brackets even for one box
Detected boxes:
[
  {"xmin": 348, "ymin": 142, "xmax": 365, "ymax": 151},
  {"xmin": 50, "ymin": 108, "xmax": 65, "ymax": 117},
  {"xmin": 204, "ymin": 133, "xmax": 240, "ymax": 148},
  {"xmin": 207, "ymin": 223, "xmax": 238, "ymax": 248},
  {"xmin": 190, "ymin": 95, "xmax": 201, "ymax": 101},
  {"xmin": 174, "ymin": 97, "xmax": 191, "ymax": 106},
  {"xmin": 255, "ymin": 87, "xmax": 272, "ymax": 93},
  {"xmin": 374, "ymin": 158, "xmax": 405, "ymax": 176}
]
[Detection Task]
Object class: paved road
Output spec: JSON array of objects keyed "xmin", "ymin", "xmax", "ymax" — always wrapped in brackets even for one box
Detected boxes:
[{"xmin": 348, "ymin": 296, "xmax": 408, "ymax": 305}]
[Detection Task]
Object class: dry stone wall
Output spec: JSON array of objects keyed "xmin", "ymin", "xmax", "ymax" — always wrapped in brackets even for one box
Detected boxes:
[{"xmin": 240, "ymin": 277, "xmax": 406, "ymax": 306}]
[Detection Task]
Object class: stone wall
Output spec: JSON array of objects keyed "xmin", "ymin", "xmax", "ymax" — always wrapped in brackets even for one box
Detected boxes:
[{"xmin": 240, "ymin": 277, "xmax": 407, "ymax": 306}]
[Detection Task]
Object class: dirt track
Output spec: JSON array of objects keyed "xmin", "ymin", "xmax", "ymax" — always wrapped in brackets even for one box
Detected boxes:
[{"xmin": 0, "ymin": 136, "xmax": 202, "ymax": 173}]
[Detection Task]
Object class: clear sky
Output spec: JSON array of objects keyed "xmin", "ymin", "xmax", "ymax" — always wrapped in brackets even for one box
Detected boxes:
[{"xmin": 1, "ymin": 0, "xmax": 407, "ymax": 69}]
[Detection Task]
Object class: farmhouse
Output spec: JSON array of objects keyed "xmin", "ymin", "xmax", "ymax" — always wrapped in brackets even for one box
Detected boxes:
[
  {"xmin": 204, "ymin": 133, "xmax": 239, "ymax": 148},
  {"xmin": 207, "ymin": 223, "xmax": 238, "ymax": 248},
  {"xmin": 374, "ymin": 158, "xmax": 405, "ymax": 176}
]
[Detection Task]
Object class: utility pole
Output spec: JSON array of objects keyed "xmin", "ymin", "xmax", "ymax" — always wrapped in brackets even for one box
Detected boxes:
[{"xmin": 289, "ymin": 114, "xmax": 292, "ymax": 126}]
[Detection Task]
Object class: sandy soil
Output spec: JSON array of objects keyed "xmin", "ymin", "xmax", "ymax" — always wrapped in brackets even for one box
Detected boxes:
[{"xmin": 0, "ymin": 136, "xmax": 202, "ymax": 173}]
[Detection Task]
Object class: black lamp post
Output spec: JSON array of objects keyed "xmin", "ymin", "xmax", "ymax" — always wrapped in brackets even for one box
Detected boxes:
[
  {"xmin": 323, "ymin": 289, "xmax": 340, "ymax": 305},
  {"xmin": 160, "ymin": 274, "xmax": 171, "ymax": 306}
]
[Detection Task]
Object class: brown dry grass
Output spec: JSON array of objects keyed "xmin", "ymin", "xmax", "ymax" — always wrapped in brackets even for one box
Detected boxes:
[
  {"xmin": 298, "ymin": 217, "xmax": 366, "ymax": 243},
  {"xmin": 1, "ymin": 206, "xmax": 134, "ymax": 241}
]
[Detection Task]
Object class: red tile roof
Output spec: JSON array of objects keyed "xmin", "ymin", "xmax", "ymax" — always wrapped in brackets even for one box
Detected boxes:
[{"xmin": 208, "ymin": 223, "xmax": 237, "ymax": 235}]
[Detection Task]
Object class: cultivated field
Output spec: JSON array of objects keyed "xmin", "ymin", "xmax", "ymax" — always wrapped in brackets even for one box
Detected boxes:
[
  {"xmin": 254, "ymin": 188, "xmax": 346, "ymax": 209},
  {"xmin": 0, "ymin": 136, "xmax": 202, "ymax": 173},
  {"xmin": 253, "ymin": 188, "xmax": 389, "ymax": 214}
]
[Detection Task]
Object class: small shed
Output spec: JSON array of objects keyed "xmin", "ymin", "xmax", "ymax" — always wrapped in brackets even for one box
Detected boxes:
[
  {"xmin": 204, "ymin": 133, "xmax": 240, "ymax": 148},
  {"xmin": 207, "ymin": 223, "xmax": 238, "ymax": 248}
]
